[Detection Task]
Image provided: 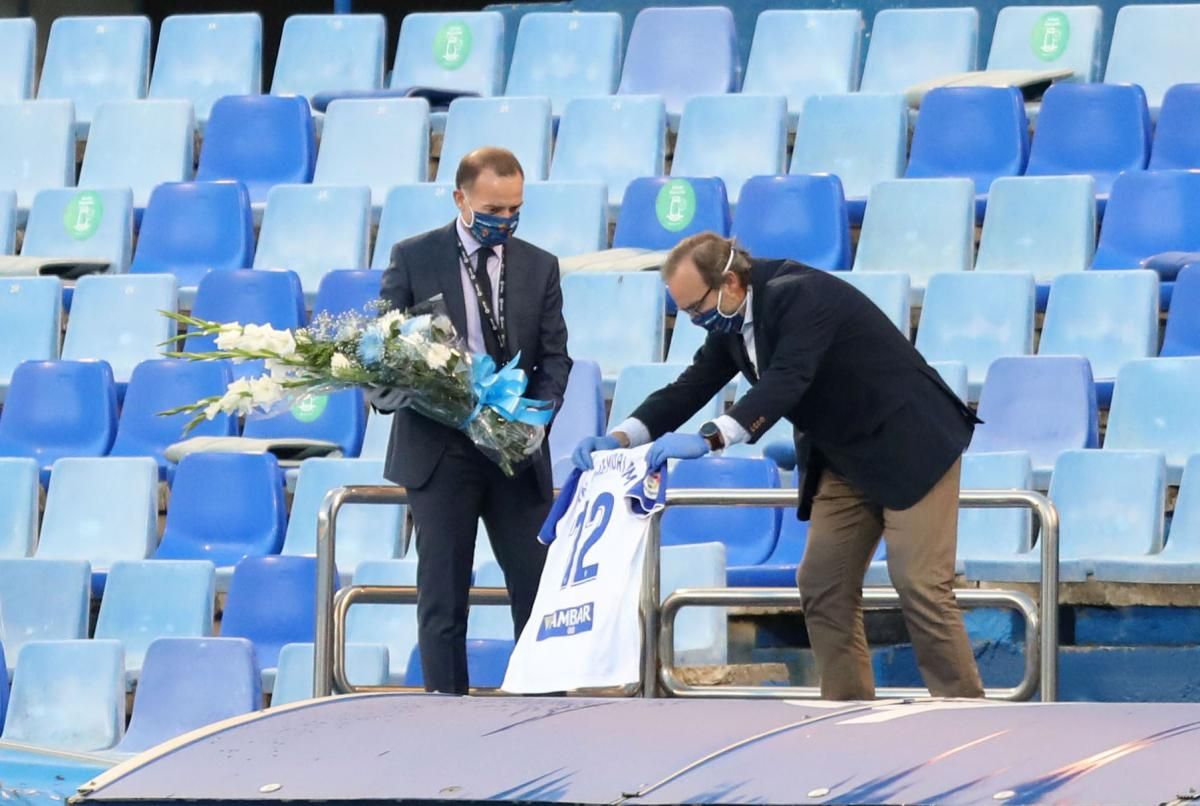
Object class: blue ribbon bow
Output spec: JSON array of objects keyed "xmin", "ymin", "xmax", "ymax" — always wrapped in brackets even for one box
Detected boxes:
[{"xmin": 464, "ymin": 352, "xmax": 555, "ymax": 428}]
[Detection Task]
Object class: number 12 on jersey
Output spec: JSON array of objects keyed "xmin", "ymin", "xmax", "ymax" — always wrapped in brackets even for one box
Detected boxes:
[{"xmin": 560, "ymin": 492, "xmax": 614, "ymax": 589}]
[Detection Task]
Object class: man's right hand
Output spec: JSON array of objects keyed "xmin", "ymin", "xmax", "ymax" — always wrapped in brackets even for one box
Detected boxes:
[
  {"xmin": 571, "ymin": 435, "xmax": 622, "ymax": 470},
  {"xmin": 364, "ymin": 385, "xmax": 411, "ymax": 413}
]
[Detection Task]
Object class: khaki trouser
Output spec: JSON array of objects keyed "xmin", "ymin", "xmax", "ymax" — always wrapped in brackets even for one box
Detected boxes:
[{"xmin": 797, "ymin": 457, "xmax": 985, "ymax": 700}]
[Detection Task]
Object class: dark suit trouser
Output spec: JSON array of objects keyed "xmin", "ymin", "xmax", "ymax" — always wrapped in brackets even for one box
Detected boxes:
[{"xmin": 405, "ymin": 438, "xmax": 550, "ymax": 694}]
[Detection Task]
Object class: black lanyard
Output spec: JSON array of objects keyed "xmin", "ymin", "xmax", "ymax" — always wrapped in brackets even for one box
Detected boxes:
[{"xmin": 456, "ymin": 238, "xmax": 507, "ymax": 356}]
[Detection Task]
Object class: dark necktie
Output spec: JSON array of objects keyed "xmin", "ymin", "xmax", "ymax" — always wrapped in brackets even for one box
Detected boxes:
[
  {"xmin": 474, "ymin": 246, "xmax": 503, "ymax": 361},
  {"xmin": 739, "ymin": 336, "xmax": 758, "ymax": 384}
]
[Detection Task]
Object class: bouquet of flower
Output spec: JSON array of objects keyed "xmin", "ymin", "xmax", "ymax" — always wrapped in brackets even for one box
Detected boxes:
[{"xmin": 159, "ymin": 296, "xmax": 553, "ymax": 476}]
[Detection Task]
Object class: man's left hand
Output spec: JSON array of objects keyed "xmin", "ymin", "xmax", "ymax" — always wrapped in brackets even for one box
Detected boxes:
[{"xmin": 646, "ymin": 432, "xmax": 709, "ymax": 469}]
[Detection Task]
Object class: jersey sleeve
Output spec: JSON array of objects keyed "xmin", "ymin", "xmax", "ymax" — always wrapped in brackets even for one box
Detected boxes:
[{"xmin": 538, "ymin": 467, "xmax": 582, "ymax": 545}]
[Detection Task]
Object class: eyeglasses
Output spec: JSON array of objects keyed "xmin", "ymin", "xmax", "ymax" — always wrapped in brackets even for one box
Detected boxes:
[{"xmin": 679, "ymin": 287, "xmax": 716, "ymax": 317}]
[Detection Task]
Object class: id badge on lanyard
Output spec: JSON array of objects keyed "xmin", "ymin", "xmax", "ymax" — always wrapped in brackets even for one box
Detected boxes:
[{"xmin": 456, "ymin": 239, "xmax": 507, "ymax": 357}]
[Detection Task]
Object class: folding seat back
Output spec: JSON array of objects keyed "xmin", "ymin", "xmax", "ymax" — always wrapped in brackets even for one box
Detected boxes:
[
  {"xmin": 976, "ymin": 176, "xmax": 1096, "ymax": 286},
  {"xmin": 184, "ymin": 270, "xmax": 306, "ymax": 354},
  {"xmin": 312, "ymin": 270, "xmax": 383, "ymax": 320},
  {"xmin": 390, "ymin": 12, "xmax": 505, "ymax": 98},
  {"xmin": 0, "ymin": 459, "xmax": 37, "ymax": 558},
  {"xmin": 271, "ymin": 14, "xmax": 386, "ymax": 98},
  {"xmin": 661, "ymin": 542, "xmax": 727, "ymax": 665},
  {"xmin": 860, "ymin": 8, "xmax": 978, "ymax": 93},
  {"xmin": 314, "ymin": 99, "xmax": 430, "ymax": 208},
  {"xmin": 253, "ymin": 185, "xmax": 371, "ymax": 296},
  {"xmin": 1106, "ymin": 357, "xmax": 1200, "ymax": 483},
  {"xmin": 1051, "ymin": 449, "xmax": 1166, "ymax": 559},
  {"xmin": 359, "ymin": 410, "xmax": 394, "ymax": 461},
  {"xmin": 21, "ymin": 188, "xmax": 134, "ymax": 274},
  {"xmin": 0, "ymin": 559, "xmax": 91, "ymax": 674},
  {"xmin": 731, "ymin": 174, "xmax": 851, "ymax": 269},
  {"xmin": 665, "ymin": 315, "xmax": 708, "ymax": 363},
  {"xmin": 61, "ymin": 274, "xmax": 178, "ymax": 385},
  {"xmin": 1162, "ymin": 264, "xmax": 1200, "ymax": 356},
  {"xmin": 671, "ymin": 95, "xmax": 787, "ymax": 206},
  {"xmin": 1092, "ymin": 170, "xmax": 1200, "ymax": 269},
  {"xmin": 371, "ymin": 185, "xmax": 457, "ymax": 268},
  {"xmin": 547, "ymin": 360, "xmax": 604, "ymax": 480},
  {"xmin": 516, "ymin": 181, "xmax": 608, "ymax": 258},
  {"xmin": 0, "ymin": 277, "xmax": 61, "ymax": 399},
  {"xmin": 505, "ymin": 12, "xmax": 622, "ymax": 116},
  {"xmin": 196, "ymin": 95, "xmax": 316, "ymax": 205},
  {"xmin": 561, "ymin": 273, "xmax": 664, "ymax": 378},
  {"xmin": 957, "ymin": 452, "xmax": 1034, "ymax": 561},
  {"xmin": 612, "ymin": 177, "xmax": 730, "ymax": 250},
  {"xmin": 1150, "ymin": 84, "xmax": 1200, "ymax": 170},
  {"xmin": 221, "ymin": 555, "xmax": 319, "ymax": 670},
  {"xmin": 1165, "ymin": 455, "xmax": 1200, "ymax": 556},
  {"xmin": 150, "ymin": 13, "xmax": 263, "ymax": 126},
  {"xmin": 836, "ymin": 272, "xmax": 910, "ymax": 335},
  {"xmin": 242, "ymin": 388, "xmax": 366, "ymax": 458},
  {"xmin": 0, "ymin": 18, "xmax": 35, "ymax": 102},
  {"xmin": 0, "ymin": 100, "xmax": 74, "ymax": 211},
  {"xmin": 78, "ymin": 100, "xmax": 195, "ymax": 209},
  {"xmin": 662, "ymin": 457, "xmax": 781, "ymax": 567},
  {"xmin": 271, "ymin": 642, "xmax": 387, "ymax": 706},
  {"xmin": 930, "ymin": 361, "xmax": 969, "ymax": 402},
  {"xmin": 986, "ymin": 6, "xmax": 1102, "ymax": 81},
  {"xmin": 608, "ymin": 364, "xmax": 723, "ymax": 435},
  {"xmin": 1104, "ymin": 4, "xmax": 1200, "ymax": 113},
  {"xmin": 0, "ymin": 190, "xmax": 13, "ymax": 254},
  {"xmin": 347, "ymin": 559, "xmax": 419, "ymax": 682},
  {"xmin": 436, "ymin": 97, "xmax": 552, "ymax": 182},
  {"xmin": 405, "ymin": 639, "xmax": 513, "ymax": 688}
]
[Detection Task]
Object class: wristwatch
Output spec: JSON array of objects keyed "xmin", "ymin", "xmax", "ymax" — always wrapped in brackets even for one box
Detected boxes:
[{"xmin": 699, "ymin": 421, "xmax": 725, "ymax": 452}]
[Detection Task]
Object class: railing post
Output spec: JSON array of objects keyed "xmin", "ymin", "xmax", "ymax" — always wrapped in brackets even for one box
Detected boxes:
[
  {"xmin": 640, "ymin": 510, "xmax": 663, "ymax": 698},
  {"xmin": 1036, "ymin": 495, "xmax": 1060, "ymax": 702},
  {"xmin": 313, "ymin": 488, "xmax": 346, "ymax": 698}
]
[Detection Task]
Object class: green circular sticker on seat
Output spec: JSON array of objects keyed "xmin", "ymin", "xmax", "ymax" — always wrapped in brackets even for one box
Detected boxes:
[
  {"xmin": 434, "ymin": 21, "xmax": 472, "ymax": 70},
  {"xmin": 291, "ymin": 394, "xmax": 328, "ymax": 423},
  {"xmin": 63, "ymin": 190, "xmax": 103, "ymax": 241},
  {"xmin": 1031, "ymin": 11, "xmax": 1070, "ymax": 62},
  {"xmin": 655, "ymin": 179, "xmax": 696, "ymax": 233}
]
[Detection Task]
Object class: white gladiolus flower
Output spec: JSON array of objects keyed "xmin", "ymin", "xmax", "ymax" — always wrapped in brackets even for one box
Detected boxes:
[
  {"xmin": 248, "ymin": 376, "xmax": 285, "ymax": 408},
  {"xmin": 218, "ymin": 379, "xmax": 255, "ymax": 417},
  {"xmin": 203, "ymin": 401, "xmax": 223, "ymax": 421},
  {"xmin": 214, "ymin": 323, "xmax": 243, "ymax": 351},
  {"xmin": 264, "ymin": 359, "xmax": 293, "ymax": 382},
  {"xmin": 268, "ymin": 328, "xmax": 297, "ymax": 357},
  {"xmin": 425, "ymin": 343, "xmax": 453, "ymax": 370}
]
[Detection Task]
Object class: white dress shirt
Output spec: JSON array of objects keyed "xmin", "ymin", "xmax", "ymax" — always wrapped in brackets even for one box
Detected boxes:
[{"xmin": 455, "ymin": 216, "xmax": 504, "ymax": 356}]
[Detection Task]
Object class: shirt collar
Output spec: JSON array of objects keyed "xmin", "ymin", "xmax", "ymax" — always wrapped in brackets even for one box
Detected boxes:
[
  {"xmin": 455, "ymin": 215, "xmax": 504, "ymax": 259},
  {"xmin": 741, "ymin": 287, "xmax": 754, "ymax": 332}
]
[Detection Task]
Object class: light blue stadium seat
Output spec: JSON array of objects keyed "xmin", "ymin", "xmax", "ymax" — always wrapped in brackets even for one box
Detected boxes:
[
  {"xmin": 221, "ymin": 555, "xmax": 318, "ymax": 680},
  {"xmin": 253, "ymin": 185, "xmax": 371, "ymax": 298},
  {"xmin": 1150, "ymin": 84, "xmax": 1200, "ymax": 170},
  {"xmin": 723, "ymin": 376, "xmax": 794, "ymax": 464},
  {"xmin": 731, "ymin": 175, "xmax": 851, "ymax": 270},
  {"xmin": 742, "ymin": 10, "xmax": 863, "ymax": 128},
  {"xmin": 360, "ymin": 410, "xmax": 394, "ymax": 461},
  {"xmin": 466, "ymin": 561, "xmax": 512, "ymax": 641},
  {"xmin": 3, "ymin": 639, "xmax": 124, "ymax": 751},
  {"xmin": 149, "ymin": 13, "xmax": 262, "ymax": 128},
  {"xmin": 0, "ymin": 361, "xmax": 118, "ymax": 485},
  {"xmin": 1105, "ymin": 357, "xmax": 1200, "ymax": 485},
  {"xmin": 347, "ymin": 559, "xmax": 419, "ymax": 684},
  {"xmin": 390, "ymin": 12, "xmax": 505, "ymax": 103},
  {"xmin": 436, "ymin": 97, "xmax": 552, "ymax": 183},
  {"xmin": 665, "ymin": 315, "xmax": 708, "ymax": 364},
  {"xmin": 0, "ymin": 18, "xmax": 34, "ymax": 102},
  {"xmin": 662, "ymin": 457, "xmax": 781, "ymax": 567},
  {"xmin": 405, "ymin": 639, "xmax": 513, "ymax": 689},
  {"xmin": 957, "ymin": 452, "xmax": 1034, "ymax": 579},
  {"xmin": 272, "ymin": 14, "xmax": 385, "ymax": 99},
  {"xmin": 0, "ymin": 190, "xmax": 13, "ymax": 254},
  {"xmin": 550, "ymin": 96, "xmax": 666, "ymax": 215},
  {"xmin": 859, "ymin": 8, "xmax": 979, "ymax": 94},
  {"xmin": 196, "ymin": 95, "xmax": 316, "ymax": 207},
  {"xmin": 561, "ymin": 273, "xmax": 664, "ymax": 381},
  {"xmin": 671, "ymin": 95, "xmax": 788, "ymax": 206},
  {"xmin": 0, "ymin": 100, "xmax": 74, "ymax": 214},
  {"xmin": 117, "ymin": 637, "xmax": 259, "ymax": 753},
  {"xmin": 1039, "ymin": 270, "xmax": 1159, "ymax": 406},
  {"xmin": 0, "ymin": 459, "xmax": 37, "ymax": 559},
  {"xmin": 836, "ymin": 272, "xmax": 911, "ymax": 336},
  {"xmin": 314, "ymin": 99, "xmax": 429, "ymax": 213},
  {"xmin": 37, "ymin": 16, "xmax": 150, "ymax": 138},
  {"xmin": 915, "ymin": 272, "xmax": 1036, "ymax": 400},
  {"xmin": 21, "ymin": 188, "xmax": 134, "ymax": 275},
  {"xmin": 929, "ymin": 361, "xmax": 969, "ymax": 403},
  {"xmin": 661, "ymin": 542, "xmax": 727, "ymax": 665},
  {"xmin": 61, "ymin": 274, "xmax": 177, "ymax": 388},
  {"xmin": 0, "ymin": 559, "xmax": 91, "ymax": 677},
  {"xmin": 612, "ymin": 177, "xmax": 731, "ymax": 250},
  {"xmin": 1104, "ymin": 4, "xmax": 1200, "ymax": 115},
  {"xmin": 727, "ymin": 514, "xmax": 809, "ymax": 587},
  {"xmin": 517, "ymin": 182, "xmax": 608, "ymax": 258},
  {"xmin": 78, "ymin": 100, "xmax": 195, "ymax": 211},
  {"xmin": 852, "ymin": 178, "xmax": 975, "ymax": 302},
  {"xmin": 156, "ymin": 453, "xmax": 287, "ymax": 568},
  {"xmin": 986, "ymin": 6, "xmax": 1102, "ymax": 81},
  {"xmin": 790, "ymin": 93, "xmax": 908, "ymax": 225},
  {"xmin": 505, "ymin": 12, "xmax": 622, "ymax": 117},
  {"xmin": 242, "ymin": 388, "xmax": 366, "ymax": 459},
  {"xmin": 0, "ymin": 277, "xmax": 61, "ymax": 402},
  {"xmin": 1162, "ymin": 264, "xmax": 1200, "ymax": 357},
  {"xmin": 271, "ymin": 642, "xmax": 388, "ymax": 707},
  {"xmin": 608, "ymin": 364, "xmax": 723, "ymax": 436},
  {"xmin": 371, "ymin": 185, "xmax": 457, "ymax": 268},
  {"xmin": 94, "ymin": 561, "xmax": 216, "ymax": 683},
  {"xmin": 312, "ymin": 270, "xmax": 383, "ymax": 320},
  {"xmin": 547, "ymin": 360, "xmax": 604, "ymax": 486},
  {"xmin": 969, "ymin": 356, "xmax": 1099, "ymax": 488}
]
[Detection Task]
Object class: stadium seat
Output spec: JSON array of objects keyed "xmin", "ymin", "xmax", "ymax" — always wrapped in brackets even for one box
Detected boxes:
[
  {"xmin": 0, "ymin": 559, "xmax": 91, "ymax": 677},
  {"xmin": 0, "ymin": 459, "xmax": 37, "ymax": 558},
  {"xmin": 37, "ymin": 16, "xmax": 150, "ymax": 138},
  {"xmin": 94, "ymin": 561, "xmax": 216, "ymax": 683},
  {"xmin": 617, "ymin": 6, "xmax": 739, "ymax": 130},
  {"xmin": 271, "ymin": 14, "xmax": 386, "ymax": 99},
  {"xmin": 0, "ymin": 18, "xmax": 35, "ymax": 102},
  {"xmin": 371, "ymin": 185, "xmax": 458, "ymax": 268},
  {"xmin": 547, "ymin": 360, "xmax": 604, "ymax": 486},
  {"xmin": 117, "ymin": 637, "xmax": 259, "ymax": 754},
  {"xmin": 1162, "ymin": 264, "xmax": 1200, "ymax": 357},
  {"xmin": 436, "ymin": 97, "xmax": 552, "ymax": 183},
  {"xmin": 312, "ymin": 270, "xmax": 383, "ymax": 320},
  {"xmin": 731, "ymin": 174, "xmax": 851, "ymax": 270},
  {"xmin": 790, "ymin": 93, "xmax": 908, "ymax": 225},
  {"xmin": 149, "ymin": 13, "xmax": 262, "ymax": 127},
  {"xmin": 859, "ymin": 8, "xmax": 979, "ymax": 94},
  {"xmin": 313, "ymin": 99, "xmax": 430, "ymax": 212},
  {"xmin": 360, "ymin": 410, "xmax": 394, "ymax": 461},
  {"xmin": 612, "ymin": 177, "xmax": 731, "ymax": 250},
  {"xmin": 390, "ymin": 12, "xmax": 505, "ymax": 106},
  {"xmin": 956, "ymin": 452, "xmax": 1034, "ymax": 579},
  {"xmin": 742, "ymin": 10, "xmax": 863, "ymax": 127},
  {"xmin": 1104, "ymin": 3, "xmax": 1200, "ymax": 114},
  {"xmin": 930, "ymin": 361, "xmax": 970, "ymax": 403},
  {"xmin": 253, "ymin": 185, "xmax": 371, "ymax": 298},
  {"xmin": 836, "ymin": 272, "xmax": 911, "ymax": 336},
  {"xmin": 608, "ymin": 364, "xmax": 724, "ymax": 435},
  {"xmin": 1105, "ymin": 357, "xmax": 1200, "ymax": 484},
  {"xmin": 671, "ymin": 95, "xmax": 788, "ymax": 206},
  {"xmin": 196, "ymin": 95, "xmax": 316, "ymax": 207},
  {"xmin": 1039, "ymin": 270, "xmax": 1160, "ymax": 406},
  {"xmin": 665, "ymin": 315, "xmax": 708, "ymax": 363},
  {"xmin": 517, "ymin": 182, "xmax": 608, "ymax": 258},
  {"xmin": 0, "ymin": 360, "xmax": 118, "ymax": 484},
  {"xmin": 156, "ymin": 452, "xmax": 287, "ymax": 568},
  {"xmin": 271, "ymin": 642, "xmax": 388, "ymax": 706},
  {"xmin": 662, "ymin": 457, "xmax": 781, "ymax": 567},
  {"xmin": 21, "ymin": 188, "xmax": 134, "ymax": 276},
  {"xmin": 220, "ymin": 555, "xmax": 318, "ymax": 679},
  {"xmin": 505, "ymin": 12, "xmax": 622, "ymax": 117},
  {"xmin": 661, "ymin": 542, "xmax": 728, "ymax": 665},
  {"xmin": 727, "ymin": 500, "xmax": 811, "ymax": 588},
  {"xmin": 969, "ymin": 356, "xmax": 1099, "ymax": 487},
  {"xmin": 915, "ymin": 272, "xmax": 1036, "ymax": 400},
  {"xmin": 78, "ymin": 100, "xmax": 195, "ymax": 211},
  {"xmin": 1149, "ymin": 84, "xmax": 1200, "ymax": 170},
  {"xmin": 0, "ymin": 190, "xmax": 13, "ymax": 254},
  {"xmin": 405, "ymin": 639, "xmax": 513, "ymax": 689},
  {"xmin": 0, "ymin": 277, "xmax": 61, "ymax": 402},
  {"xmin": 561, "ymin": 273, "xmax": 664, "ymax": 380},
  {"xmin": 3, "ymin": 639, "xmax": 124, "ymax": 751},
  {"xmin": 852, "ymin": 178, "xmax": 975, "ymax": 301},
  {"xmin": 550, "ymin": 96, "xmax": 666, "ymax": 214},
  {"xmin": 0, "ymin": 100, "xmax": 74, "ymax": 214},
  {"xmin": 347, "ymin": 559, "xmax": 419, "ymax": 684},
  {"xmin": 242, "ymin": 388, "xmax": 366, "ymax": 459},
  {"xmin": 985, "ymin": 6, "xmax": 1102, "ymax": 81}
]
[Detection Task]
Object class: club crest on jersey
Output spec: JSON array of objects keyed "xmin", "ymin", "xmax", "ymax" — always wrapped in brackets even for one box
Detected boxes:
[
  {"xmin": 643, "ymin": 471, "xmax": 661, "ymax": 499},
  {"xmin": 536, "ymin": 602, "xmax": 595, "ymax": 640}
]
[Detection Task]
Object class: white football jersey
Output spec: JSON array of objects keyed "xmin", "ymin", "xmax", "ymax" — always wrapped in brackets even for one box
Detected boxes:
[{"xmin": 502, "ymin": 445, "xmax": 666, "ymax": 693}]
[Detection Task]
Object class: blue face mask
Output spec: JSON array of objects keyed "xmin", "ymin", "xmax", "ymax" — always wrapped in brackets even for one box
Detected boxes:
[
  {"xmin": 688, "ymin": 242, "xmax": 745, "ymax": 334},
  {"xmin": 464, "ymin": 204, "xmax": 519, "ymax": 247}
]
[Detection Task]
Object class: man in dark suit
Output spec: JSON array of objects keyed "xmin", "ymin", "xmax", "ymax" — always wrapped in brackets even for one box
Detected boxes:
[
  {"xmin": 371, "ymin": 147, "xmax": 571, "ymax": 694},
  {"xmin": 573, "ymin": 232, "xmax": 984, "ymax": 700}
]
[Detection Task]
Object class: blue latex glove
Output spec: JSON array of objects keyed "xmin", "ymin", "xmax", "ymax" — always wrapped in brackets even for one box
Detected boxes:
[
  {"xmin": 646, "ymin": 432, "xmax": 710, "ymax": 470},
  {"xmin": 572, "ymin": 435, "xmax": 620, "ymax": 470}
]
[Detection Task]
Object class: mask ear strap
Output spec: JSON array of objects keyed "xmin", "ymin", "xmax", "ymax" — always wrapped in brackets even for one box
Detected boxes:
[{"xmin": 459, "ymin": 191, "xmax": 475, "ymax": 228}]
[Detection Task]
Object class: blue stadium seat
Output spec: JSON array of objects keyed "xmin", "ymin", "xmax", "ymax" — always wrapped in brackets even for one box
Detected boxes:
[
  {"xmin": 836, "ymin": 272, "xmax": 911, "ymax": 336},
  {"xmin": 0, "ymin": 360, "xmax": 118, "ymax": 485},
  {"xmin": 220, "ymin": 555, "xmax": 318, "ymax": 676},
  {"xmin": 1039, "ymin": 270, "xmax": 1160, "ymax": 406},
  {"xmin": 371, "ymin": 185, "xmax": 457, "ymax": 268},
  {"xmin": 314, "ymin": 99, "xmax": 430, "ymax": 212},
  {"xmin": 271, "ymin": 642, "xmax": 388, "ymax": 706},
  {"xmin": 242, "ymin": 388, "xmax": 366, "ymax": 459},
  {"xmin": 360, "ymin": 410, "xmax": 393, "ymax": 461},
  {"xmin": 550, "ymin": 96, "xmax": 666, "ymax": 214},
  {"xmin": 517, "ymin": 182, "xmax": 608, "ymax": 258},
  {"xmin": 561, "ymin": 273, "xmax": 664, "ymax": 380},
  {"xmin": 0, "ymin": 277, "xmax": 61, "ymax": 402},
  {"xmin": 617, "ymin": 6, "xmax": 739, "ymax": 130},
  {"xmin": 727, "ymin": 489, "xmax": 812, "ymax": 587},
  {"xmin": 1104, "ymin": 3, "xmax": 1200, "ymax": 115},
  {"xmin": 156, "ymin": 453, "xmax": 287, "ymax": 567},
  {"xmin": 1149, "ymin": 84, "xmax": 1200, "ymax": 170},
  {"xmin": 724, "ymin": 376, "xmax": 795, "ymax": 464},
  {"xmin": 271, "ymin": 14, "xmax": 386, "ymax": 99},
  {"xmin": 390, "ymin": 12, "xmax": 505, "ymax": 103},
  {"xmin": 1105, "ymin": 357, "xmax": 1200, "ymax": 484},
  {"xmin": 0, "ymin": 459, "xmax": 37, "ymax": 558},
  {"xmin": 986, "ymin": 6, "xmax": 1102, "ymax": 81},
  {"xmin": 117, "ymin": 637, "xmax": 259, "ymax": 754},
  {"xmin": 347, "ymin": 559, "xmax": 419, "ymax": 683},
  {"xmin": 732, "ymin": 175, "xmax": 851, "ymax": 270},
  {"xmin": 196, "ymin": 95, "xmax": 316, "ymax": 207},
  {"xmin": 0, "ymin": 18, "xmax": 34, "ymax": 102},
  {"xmin": 742, "ymin": 10, "xmax": 863, "ymax": 128},
  {"xmin": 3, "ymin": 639, "xmax": 124, "ymax": 751},
  {"xmin": 547, "ymin": 360, "xmax": 604, "ymax": 486},
  {"xmin": 915, "ymin": 272, "xmax": 1036, "ymax": 400},
  {"xmin": 608, "ymin": 364, "xmax": 723, "ymax": 435},
  {"xmin": 0, "ymin": 100, "xmax": 74, "ymax": 214},
  {"xmin": 37, "ymin": 16, "xmax": 150, "ymax": 138},
  {"xmin": 61, "ymin": 274, "xmax": 177, "ymax": 388},
  {"xmin": 312, "ymin": 270, "xmax": 383, "ymax": 320},
  {"xmin": 436, "ymin": 97, "xmax": 552, "ymax": 183},
  {"xmin": 0, "ymin": 559, "xmax": 91, "ymax": 677},
  {"xmin": 78, "ymin": 100, "xmax": 195, "ymax": 211},
  {"xmin": 612, "ymin": 177, "xmax": 731, "ymax": 250},
  {"xmin": 94, "ymin": 561, "xmax": 216, "ymax": 682},
  {"xmin": 21, "ymin": 188, "xmax": 134, "ymax": 275},
  {"xmin": 860, "ymin": 8, "xmax": 979, "ymax": 94},
  {"xmin": 149, "ymin": 13, "xmax": 262, "ymax": 128},
  {"xmin": 930, "ymin": 360, "xmax": 970, "ymax": 403},
  {"xmin": 405, "ymin": 639, "xmax": 513, "ymax": 689},
  {"xmin": 969, "ymin": 356, "xmax": 1099, "ymax": 487},
  {"xmin": 0, "ymin": 190, "xmax": 13, "ymax": 254},
  {"xmin": 662, "ymin": 457, "xmax": 781, "ymax": 567},
  {"xmin": 253, "ymin": 185, "xmax": 371, "ymax": 297},
  {"xmin": 665, "ymin": 315, "xmax": 708, "ymax": 363},
  {"xmin": 671, "ymin": 95, "xmax": 788, "ymax": 206},
  {"xmin": 505, "ymin": 12, "xmax": 622, "ymax": 117},
  {"xmin": 661, "ymin": 542, "xmax": 727, "ymax": 665},
  {"xmin": 1162, "ymin": 264, "xmax": 1200, "ymax": 357},
  {"xmin": 790, "ymin": 93, "xmax": 908, "ymax": 225},
  {"xmin": 957, "ymin": 452, "xmax": 1034, "ymax": 580}
]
